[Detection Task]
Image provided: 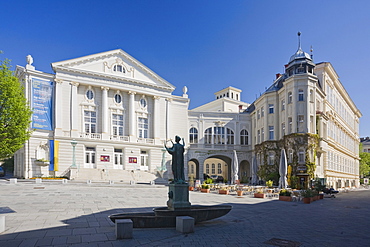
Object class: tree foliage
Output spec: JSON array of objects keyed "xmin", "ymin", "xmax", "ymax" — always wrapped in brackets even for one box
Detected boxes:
[
  {"xmin": 0, "ymin": 56, "xmax": 32, "ymax": 160},
  {"xmin": 359, "ymin": 151, "xmax": 370, "ymax": 177}
]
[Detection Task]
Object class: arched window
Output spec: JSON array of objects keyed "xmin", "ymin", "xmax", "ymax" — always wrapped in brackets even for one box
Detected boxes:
[
  {"xmin": 211, "ymin": 163, "xmax": 215, "ymax": 174},
  {"xmin": 213, "ymin": 127, "xmax": 225, "ymax": 144},
  {"xmin": 204, "ymin": 128, "xmax": 212, "ymax": 144},
  {"xmin": 189, "ymin": 127, "xmax": 198, "ymax": 144},
  {"xmin": 226, "ymin": 128, "xmax": 234, "ymax": 144},
  {"xmin": 113, "ymin": 64, "xmax": 125, "ymax": 73},
  {"xmin": 240, "ymin": 129, "xmax": 248, "ymax": 145},
  {"xmin": 217, "ymin": 163, "xmax": 222, "ymax": 174}
]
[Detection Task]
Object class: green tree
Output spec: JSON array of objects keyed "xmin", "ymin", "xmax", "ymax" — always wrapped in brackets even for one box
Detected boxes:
[
  {"xmin": 359, "ymin": 151, "xmax": 370, "ymax": 178},
  {"xmin": 0, "ymin": 55, "xmax": 32, "ymax": 160}
]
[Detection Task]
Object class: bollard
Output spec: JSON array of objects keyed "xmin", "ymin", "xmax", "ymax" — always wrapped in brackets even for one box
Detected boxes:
[
  {"xmin": 109, "ymin": 180, "xmax": 114, "ymax": 185},
  {"xmin": 9, "ymin": 178, "xmax": 17, "ymax": 184},
  {"xmin": 116, "ymin": 219, "xmax": 133, "ymax": 239},
  {"xmin": 87, "ymin": 180, "xmax": 92, "ymax": 184},
  {"xmin": 129, "ymin": 180, "xmax": 135, "ymax": 185},
  {"xmin": 176, "ymin": 216, "xmax": 194, "ymax": 233},
  {"xmin": 150, "ymin": 180, "xmax": 155, "ymax": 185},
  {"xmin": 35, "ymin": 178, "xmax": 42, "ymax": 184},
  {"xmin": 0, "ymin": 215, "xmax": 5, "ymax": 233},
  {"xmin": 62, "ymin": 179, "xmax": 68, "ymax": 184}
]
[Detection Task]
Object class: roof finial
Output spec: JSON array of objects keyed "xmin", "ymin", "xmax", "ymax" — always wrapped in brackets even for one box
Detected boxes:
[
  {"xmin": 297, "ymin": 31, "xmax": 301, "ymax": 50},
  {"xmin": 310, "ymin": 45, "xmax": 314, "ymax": 59}
]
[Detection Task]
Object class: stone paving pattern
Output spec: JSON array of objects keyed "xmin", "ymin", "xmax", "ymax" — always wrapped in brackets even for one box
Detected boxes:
[{"xmin": 0, "ymin": 180, "xmax": 369, "ymax": 246}]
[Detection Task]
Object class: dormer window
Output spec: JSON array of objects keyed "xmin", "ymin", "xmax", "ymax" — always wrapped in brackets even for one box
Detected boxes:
[{"xmin": 113, "ymin": 64, "xmax": 125, "ymax": 73}]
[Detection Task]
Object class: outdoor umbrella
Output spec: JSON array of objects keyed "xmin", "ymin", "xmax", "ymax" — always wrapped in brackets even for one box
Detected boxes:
[
  {"xmin": 231, "ymin": 150, "xmax": 239, "ymax": 184},
  {"xmin": 279, "ymin": 149, "xmax": 288, "ymax": 189},
  {"xmin": 251, "ymin": 155, "xmax": 258, "ymax": 185}
]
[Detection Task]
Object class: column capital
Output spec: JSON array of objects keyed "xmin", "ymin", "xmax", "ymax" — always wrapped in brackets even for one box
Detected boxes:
[
  {"xmin": 153, "ymin": 95, "xmax": 160, "ymax": 100},
  {"xmin": 101, "ymin": 86, "xmax": 109, "ymax": 91},
  {"xmin": 70, "ymin": 81, "xmax": 79, "ymax": 87},
  {"xmin": 165, "ymin": 98, "xmax": 173, "ymax": 102},
  {"xmin": 55, "ymin": 79, "xmax": 63, "ymax": 84},
  {"xmin": 128, "ymin": 91, "xmax": 136, "ymax": 95}
]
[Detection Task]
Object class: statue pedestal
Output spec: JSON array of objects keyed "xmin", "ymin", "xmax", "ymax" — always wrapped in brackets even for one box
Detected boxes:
[{"xmin": 167, "ymin": 183, "xmax": 191, "ymax": 210}]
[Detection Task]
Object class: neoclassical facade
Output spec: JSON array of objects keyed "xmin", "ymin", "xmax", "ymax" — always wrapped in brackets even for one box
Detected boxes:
[{"xmin": 13, "ymin": 44, "xmax": 361, "ymax": 189}]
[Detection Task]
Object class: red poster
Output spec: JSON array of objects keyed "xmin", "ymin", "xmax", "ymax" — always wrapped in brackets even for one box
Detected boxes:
[
  {"xmin": 129, "ymin": 157, "xmax": 137, "ymax": 163},
  {"xmin": 100, "ymin": 155, "xmax": 110, "ymax": 162}
]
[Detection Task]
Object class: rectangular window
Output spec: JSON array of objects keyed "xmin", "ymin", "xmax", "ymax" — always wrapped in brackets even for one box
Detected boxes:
[
  {"xmin": 298, "ymin": 115, "xmax": 304, "ymax": 132},
  {"xmin": 269, "ymin": 126, "xmax": 274, "ymax": 140},
  {"xmin": 138, "ymin": 117, "xmax": 148, "ymax": 138},
  {"xmin": 84, "ymin": 110, "xmax": 96, "ymax": 133},
  {"xmin": 281, "ymin": 100, "xmax": 285, "ymax": 111},
  {"xmin": 257, "ymin": 110, "xmax": 260, "ymax": 119},
  {"xmin": 288, "ymin": 117, "xmax": 292, "ymax": 134},
  {"xmin": 261, "ymin": 128, "xmax": 264, "ymax": 142},
  {"xmin": 268, "ymin": 152, "xmax": 275, "ymax": 165},
  {"xmin": 112, "ymin": 114, "xmax": 124, "ymax": 136},
  {"xmin": 257, "ymin": 130, "xmax": 260, "ymax": 143},
  {"xmin": 140, "ymin": 151, "xmax": 148, "ymax": 167},
  {"xmin": 269, "ymin": 104, "xmax": 274, "ymax": 114},
  {"xmin": 282, "ymin": 123, "xmax": 285, "ymax": 136},
  {"xmin": 261, "ymin": 107, "xmax": 264, "ymax": 117},
  {"xmin": 298, "ymin": 150, "xmax": 305, "ymax": 164},
  {"xmin": 298, "ymin": 89, "xmax": 304, "ymax": 101},
  {"xmin": 288, "ymin": 92, "xmax": 292, "ymax": 104}
]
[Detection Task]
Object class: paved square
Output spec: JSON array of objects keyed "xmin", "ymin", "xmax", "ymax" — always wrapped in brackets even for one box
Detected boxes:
[{"xmin": 0, "ymin": 180, "xmax": 369, "ymax": 246}]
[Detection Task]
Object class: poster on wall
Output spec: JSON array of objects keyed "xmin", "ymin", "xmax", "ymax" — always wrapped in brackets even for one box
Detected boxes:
[
  {"xmin": 129, "ymin": 157, "xmax": 137, "ymax": 163},
  {"xmin": 31, "ymin": 78, "xmax": 53, "ymax": 130},
  {"xmin": 100, "ymin": 155, "xmax": 110, "ymax": 162}
]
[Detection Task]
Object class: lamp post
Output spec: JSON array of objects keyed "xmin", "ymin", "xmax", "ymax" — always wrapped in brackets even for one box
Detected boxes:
[{"xmin": 71, "ymin": 139, "xmax": 77, "ymax": 168}]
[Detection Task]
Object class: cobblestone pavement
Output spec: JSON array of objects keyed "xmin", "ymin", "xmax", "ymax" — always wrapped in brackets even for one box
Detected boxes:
[{"xmin": 0, "ymin": 179, "xmax": 369, "ymax": 247}]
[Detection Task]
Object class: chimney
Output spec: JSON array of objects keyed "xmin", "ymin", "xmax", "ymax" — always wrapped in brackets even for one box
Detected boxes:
[{"xmin": 276, "ymin": 73, "xmax": 281, "ymax": 79}]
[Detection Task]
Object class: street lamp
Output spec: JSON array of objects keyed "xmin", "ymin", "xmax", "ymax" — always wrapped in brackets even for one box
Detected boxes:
[{"xmin": 71, "ymin": 139, "xmax": 77, "ymax": 168}]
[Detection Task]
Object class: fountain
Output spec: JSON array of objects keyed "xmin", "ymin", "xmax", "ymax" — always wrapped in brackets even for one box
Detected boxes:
[{"xmin": 109, "ymin": 136, "xmax": 232, "ymax": 228}]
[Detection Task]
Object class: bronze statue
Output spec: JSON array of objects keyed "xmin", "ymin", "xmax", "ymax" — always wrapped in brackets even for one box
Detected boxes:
[{"xmin": 165, "ymin": 136, "xmax": 186, "ymax": 184}]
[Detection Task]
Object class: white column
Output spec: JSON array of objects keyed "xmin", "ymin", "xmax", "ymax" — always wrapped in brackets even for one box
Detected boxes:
[
  {"xmin": 128, "ymin": 91, "xmax": 136, "ymax": 138},
  {"xmin": 101, "ymin": 87, "xmax": 109, "ymax": 139},
  {"xmin": 70, "ymin": 82, "xmax": 79, "ymax": 138},
  {"xmin": 153, "ymin": 96, "xmax": 160, "ymax": 140},
  {"xmin": 54, "ymin": 79, "xmax": 63, "ymax": 136},
  {"xmin": 166, "ymin": 98, "xmax": 172, "ymax": 140}
]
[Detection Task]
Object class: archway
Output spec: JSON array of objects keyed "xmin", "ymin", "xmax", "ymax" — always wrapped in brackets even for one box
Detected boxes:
[{"xmin": 203, "ymin": 155, "xmax": 232, "ymax": 183}]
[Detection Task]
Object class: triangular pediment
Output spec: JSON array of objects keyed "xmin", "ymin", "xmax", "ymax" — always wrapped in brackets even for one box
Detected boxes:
[{"xmin": 51, "ymin": 49, "xmax": 175, "ymax": 91}]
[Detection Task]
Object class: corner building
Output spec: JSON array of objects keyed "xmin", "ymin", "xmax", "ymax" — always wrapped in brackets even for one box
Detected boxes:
[{"xmin": 14, "ymin": 44, "xmax": 361, "ymax": 189}]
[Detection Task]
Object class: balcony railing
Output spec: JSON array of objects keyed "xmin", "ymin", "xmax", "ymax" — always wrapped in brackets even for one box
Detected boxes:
[
  {"xmin": 79, "ymin": 132, "xmax": 102, "ymax": 140},
  {"xmin": 137, "ymin": 138, "xmax": 155, "ymax": 144},
  {"xmin": 189, "ymin": 143, "xmax": 250, "ymax": 151},
  {"xmin": 110, "ymin": 135, "xmax": 129, "ymax": 142}
]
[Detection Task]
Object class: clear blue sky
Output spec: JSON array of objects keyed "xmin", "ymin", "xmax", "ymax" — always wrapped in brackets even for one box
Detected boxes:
[{"xmin": 1, "ymin": 1, "xmax": 370, "ymax": 136}]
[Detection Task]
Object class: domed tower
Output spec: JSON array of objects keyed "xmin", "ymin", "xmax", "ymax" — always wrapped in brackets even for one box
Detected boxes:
[{"xmin": 285, "ymin": 32, "xmax": 316, "ymax": 77}]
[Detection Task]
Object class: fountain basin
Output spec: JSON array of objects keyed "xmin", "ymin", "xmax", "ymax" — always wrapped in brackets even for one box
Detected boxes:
[{"xmin": 109, "ymin": 205, "xmax": 232, "ymax": 228}]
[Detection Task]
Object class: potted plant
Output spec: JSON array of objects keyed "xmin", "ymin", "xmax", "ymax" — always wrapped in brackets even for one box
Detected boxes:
[
  {"xmin": 35, "ymin": 158, "xmax": 49, "ymax": 166},
  {"xmin": 201, "ymin": 184, "xmax": 210, "ymax": 193},
  {"xmin": 279, "ymin": 189, "xmax": 292, "ymax": 202},
  {"xmin": 188, "ymin": 175, "xmax": 195, "ymax": 191},
  {"xmin": 301, "ymin": 189, "xmax": 313, "ymax": 204},
  {"xmin": 254, "ymin": 189, "xmax": 265, "ymax": 198},
  {"xmin": 266, "ymin": 180, "xmax": 273, "ymax": 188},
  {"xmin": 236, "ymin": 186, "xmax": 244, "ymax": 196},
  {"xmin": 218, "ymin": 187, "xmax": 229, "ymax": 195}
]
